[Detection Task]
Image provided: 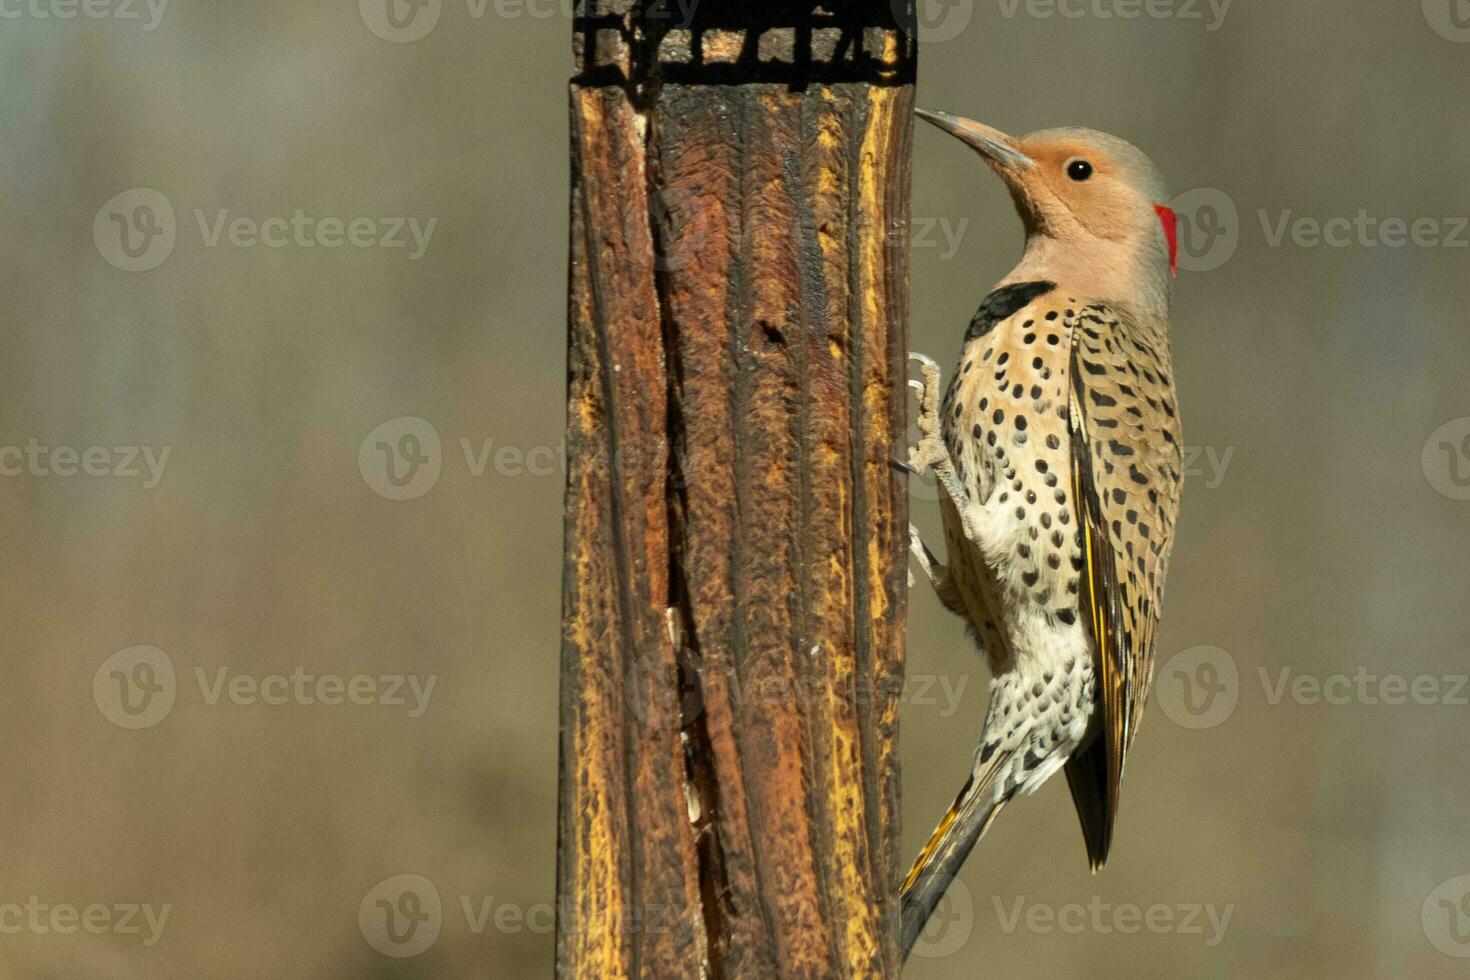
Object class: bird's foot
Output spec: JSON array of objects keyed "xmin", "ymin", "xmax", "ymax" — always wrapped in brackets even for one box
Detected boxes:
[{"xmin": 906, "ymin": 352, "xmax": 948, "ymax": 475}]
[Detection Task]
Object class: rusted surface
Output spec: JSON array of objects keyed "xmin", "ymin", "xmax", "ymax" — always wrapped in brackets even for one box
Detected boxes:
[{"xmin": 559, "ymin": 4, "xmax": 914, "ymax": 977}]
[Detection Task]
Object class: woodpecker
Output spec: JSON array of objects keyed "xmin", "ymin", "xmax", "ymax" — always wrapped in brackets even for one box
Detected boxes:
[{"xmin": 901, "ymin": 108, "xmax": 1184, "ymax": 957}]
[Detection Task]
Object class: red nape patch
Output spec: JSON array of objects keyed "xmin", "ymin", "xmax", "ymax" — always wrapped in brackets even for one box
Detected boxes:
[{"xmin": 1155, "ymin": 204, "xmax": 1178, "ymax": 277}]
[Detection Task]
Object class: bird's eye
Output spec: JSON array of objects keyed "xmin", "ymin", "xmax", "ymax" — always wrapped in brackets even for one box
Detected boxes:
[{"xmin": 1066, "ymin": 159, "xmax": 1094, "ymax": 182}]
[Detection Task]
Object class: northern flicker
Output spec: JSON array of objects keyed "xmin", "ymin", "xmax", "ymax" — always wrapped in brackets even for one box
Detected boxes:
[{"xmin": 901, "ymin": 108, "xmax": 1184, "ymax": 957}]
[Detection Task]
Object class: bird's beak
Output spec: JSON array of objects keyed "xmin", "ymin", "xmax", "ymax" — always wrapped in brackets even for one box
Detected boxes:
[{"xmin": 915, "ymin": 107, "xmax": 1035, "ymax": 172}]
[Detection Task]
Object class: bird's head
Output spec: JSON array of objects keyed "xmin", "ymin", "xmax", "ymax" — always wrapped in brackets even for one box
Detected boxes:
[{"xmin": 917, "ymin": 108, "xmax": 1176, "ymax": 318}]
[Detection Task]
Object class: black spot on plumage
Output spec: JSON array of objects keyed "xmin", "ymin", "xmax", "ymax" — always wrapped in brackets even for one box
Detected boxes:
[
  {"xmin": 1056, "ymin": 609, "xmax": 1077, "ymax": 626},
  {"xmin": 1129, "ymin": 464, "xmax": 1149, "ymax": 485},
  {"xmin": 1089, "ymin": 390, "xmax": 1117, "ymax": 408},
  {"xmin": 1108, "ymin": 440, "xmax": 1134, "ymax": 456},
  {"xmin": 967, "ymin": 281, "xmax": 1057, "ymax": 339},
  {"xmin": 1015, "ymin": 415, "xmax": 1028, "ymax": 431}
]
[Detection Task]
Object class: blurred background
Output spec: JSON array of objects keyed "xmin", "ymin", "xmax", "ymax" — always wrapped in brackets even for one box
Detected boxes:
[{"xmin": 1, "ymin": 0, "xmax": 1468, "ymax": 976}]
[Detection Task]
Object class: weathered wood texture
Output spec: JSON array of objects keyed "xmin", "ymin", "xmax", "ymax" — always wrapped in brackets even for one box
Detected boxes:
[{"xmin": 559, "ymin": 4, "xmax": 915, "ymax": 977}]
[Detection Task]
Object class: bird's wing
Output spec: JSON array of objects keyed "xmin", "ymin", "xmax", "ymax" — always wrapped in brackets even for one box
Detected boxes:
[{"xmin": 1063, "ymin": 303, "xmax": 1183, "ymax": 868}]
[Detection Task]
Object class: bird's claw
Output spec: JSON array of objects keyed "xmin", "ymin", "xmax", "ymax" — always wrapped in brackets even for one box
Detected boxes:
[{"xmin": 906, "ymin": 351, "xmax": 947, "ymax": 474}]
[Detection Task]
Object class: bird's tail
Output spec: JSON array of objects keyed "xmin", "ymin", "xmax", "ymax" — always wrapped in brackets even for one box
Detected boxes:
[{"xmin": 899, "ymin": 767, "xmax": 1006, "ymax": 960}]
